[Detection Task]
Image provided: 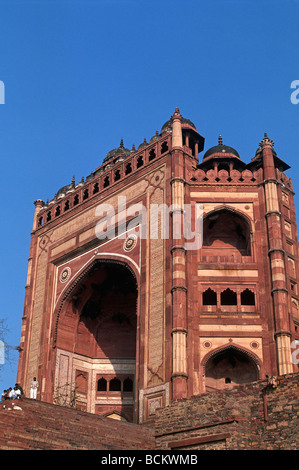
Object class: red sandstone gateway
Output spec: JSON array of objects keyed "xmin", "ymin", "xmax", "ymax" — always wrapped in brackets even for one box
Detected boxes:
[{"xmin": 17, "ymin": 108, "xmax": 299, "ymax": 423}]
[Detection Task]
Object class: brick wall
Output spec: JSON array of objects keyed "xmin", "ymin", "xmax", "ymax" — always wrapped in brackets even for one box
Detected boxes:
[
  {"xmin": 154, "ymin": 372, "xmax": 299, "ymax": 450},
  {"xmin": 0, "ymin": 373, "xmax": 298, "ymax": 450},
  {"xmin": 0, "ymin": 398, "xmax": 155, "ymax": 450}
]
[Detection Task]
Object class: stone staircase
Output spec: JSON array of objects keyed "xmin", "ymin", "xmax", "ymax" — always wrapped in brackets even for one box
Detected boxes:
[{"xmin": 0, "ymin": 398, "xmax": 155, "ymax": 450}]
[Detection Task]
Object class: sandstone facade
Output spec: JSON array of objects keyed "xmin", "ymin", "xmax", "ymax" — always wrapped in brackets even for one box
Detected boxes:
[{"xmin": 17, "ymin": 108, "xmax": 299, "ymax": 424}]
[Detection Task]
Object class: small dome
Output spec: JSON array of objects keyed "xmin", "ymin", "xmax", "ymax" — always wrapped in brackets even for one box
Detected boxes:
[
  {"xmin": 150, "ymin": 131, "xmax": 160, "ymax": 142},
  {"xmin": 138, "ymin": 138, "xmax": 148, "ymax": 150},
  {"xmin": 161, "ymin": 117, "xmax": 197, "ymax": 132},
  {"xmin": 203, "ymin": 135, "xmax": 240, "ymax": 161},
  {"xmin": 56, "ymin": 177, "xmax": 75, "ymax": 197},
  {"xmin": 103, "ymin": 139, "xmax": 131, "ymax": 163}
]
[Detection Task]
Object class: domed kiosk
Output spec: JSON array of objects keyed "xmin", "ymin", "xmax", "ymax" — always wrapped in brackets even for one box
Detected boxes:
[
  {"xmin": 103, "ymin": 138, "xmax": 132, "ymax": 165},
  {"xmin": 198, "ymin": 135, "xmax": 246, "ymax": 172}
]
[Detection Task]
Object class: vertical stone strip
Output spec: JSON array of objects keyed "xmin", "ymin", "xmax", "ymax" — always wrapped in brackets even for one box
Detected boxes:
[
  {"xmin": 26, "ymin": 247, "xmax": 48, "ymax": 390},
  {"xmin": 261, "ymin": 133, "xmax": 293, "ymax": 375},
  {"xmin": 17, "ymin": 199, "xmax": 44, "ymax": 393},
  {"xmin": 170, "ymin": 108, "xmax": 188, "ymax": 399},
  {"xmin": 148, "ymin": 187, "xmax": 165, "ymax": 382}
]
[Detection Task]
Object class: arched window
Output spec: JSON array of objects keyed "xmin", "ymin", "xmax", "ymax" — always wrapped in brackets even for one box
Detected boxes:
[
  {"xmin": 104, "ymin": 176, "xmax": 110, "ymax": 188},
  {"xmin": 46, "ymin": 211, "xmax": 52, "ymax": 222},
  {"xmin": 73, "ymin": 194, "xmax": 79, "ymax": 206},
  {"xmin": 241, "ymin": 289, "xmax": 255, "ymax": 305},
  {"xmin": 64, "ymin": 200, "xmax": 70, "ymax": 211},
  {"xmin": 137, "ymin": 156, "xmax": 143, "ymax": 168},
  {"xmin": 203, "ymin": 288, "xmax": 217, "ymax": 305},
  {"xmin": 125, "ymin": 163, "xmax": 132, "ymax": 175},
  {"xmin": 161, "ymin": 141, "xmax": 168, "ymax": 153},
  {"xmin": 93, "ymin": 182, "xmax": 99, "ymax": 194},
  {"xmin": 114, "ymin": 169, "xmax": 121, "ymax": 181},
  {"xmin": 221, "ymin": 288, "xmax": 237, "ymax": 305},
  {"xmin": 55, "ymin": 206, "xmax": 61, "ymax": 217},
  {"xmin": 97, "ymin": 377, "xmax": 107, "ymax": 392},
  {"xmin": 83, "ymin": 189, "xmax": 89, "ymax": 200},
  {"xmin": 149, "ymin": 149, "xmax": 156, "ymax": 161},
  {"xmin": 109, "ymin": 377, "xmax": 121, "ymax": 392},
  {"xmin": 123, "ymin": 378, "xmax": 133, "ymax": 392}
]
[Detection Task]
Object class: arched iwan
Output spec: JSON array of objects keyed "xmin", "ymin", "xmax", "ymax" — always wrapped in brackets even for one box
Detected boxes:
[{"xmin": 52, "ymin": 254, "xmax": 140, "ymax": 349}]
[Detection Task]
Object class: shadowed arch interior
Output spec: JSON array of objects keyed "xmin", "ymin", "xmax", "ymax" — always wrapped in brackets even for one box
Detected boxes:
[
  {"xmin": 55, "ymin": 261, "xmax": 138, "ymax": 422},
  {"xmin": 205, "ymin": 347, "xmax": 259, "ymax": 392},
  {"xmin": 203, "ymin": 208, "xmax": 251, "ymax": 256},
  {"xmin": 76, "ymin": 263, "xmax": 137, "ymax": 358}
]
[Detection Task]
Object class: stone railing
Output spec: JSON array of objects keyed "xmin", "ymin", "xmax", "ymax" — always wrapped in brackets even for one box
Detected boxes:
[
  {"xmin": 190, "ymin": 166, "xmax": 293, "ymax": 190},
  {"xmin": 190, "ymin": 167, "xmax": 263, "ymax": 184},
  {"xmin": 36, "ymin": 134, "xmax": 172, "ymax": 229}
]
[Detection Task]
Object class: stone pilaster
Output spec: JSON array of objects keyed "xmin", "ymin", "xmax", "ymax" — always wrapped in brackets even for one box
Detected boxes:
[
  {"xmin": 261, "ymin": 133, "xmax": 293, "ymax": 375},
  {"xmin": 170, "ymin": 108, "xmax": 188, "ymax": 399}
]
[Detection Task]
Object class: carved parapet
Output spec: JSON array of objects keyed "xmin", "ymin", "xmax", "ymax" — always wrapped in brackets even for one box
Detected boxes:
[
  {"xmin": 191, "ymin": 167, "xmax": 261, "ymax": 184},
  {"xmin": 34, "ymin": 135, "xmax": 171, "ymax": 230}
]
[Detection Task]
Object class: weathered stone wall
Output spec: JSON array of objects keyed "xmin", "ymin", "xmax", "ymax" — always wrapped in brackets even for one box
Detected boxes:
[
  {"xmin": 1, "ymin": 373, "xmax": 298, "ymax": 450},
  {"xmin": 154, "ymin": 372, "xmax": 299, "ymax": 450}
]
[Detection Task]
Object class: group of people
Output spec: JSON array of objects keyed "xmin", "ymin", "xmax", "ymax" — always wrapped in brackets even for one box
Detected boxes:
[
  {"xmin": 2, "ymin": 383, "xmax": 24, "ymax": 400},
  {"xmin": 1, "ymin": 377, "xmax": 39, "ymax": 401}
]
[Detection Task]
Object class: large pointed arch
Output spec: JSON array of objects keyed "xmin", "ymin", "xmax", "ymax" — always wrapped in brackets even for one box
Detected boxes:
[
  {"xmin": 202, "ymin": 206, "xmax": 253, "ymax": 257},
  {"xmin": 202, "ymin": 344, "xmax": 260, "ymax": 392},
  {"xmin": 52, "ymin": 254, "xmax": 140, "ymax": 349},
  {"xmin": 203, "ymin": 205, "xmax": 253, "ymax": 230},
  {"xmin": 48, "ymin": 253, "xmax": 140, "ymax": 422}
]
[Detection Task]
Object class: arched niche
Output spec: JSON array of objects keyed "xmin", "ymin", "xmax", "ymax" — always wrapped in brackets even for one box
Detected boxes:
[
  {"xmin": 204, "ymin": 345, "xmax": 259, "ymax": 392},
  {"xmin": 54, "ymin": 259, "xmax": 138, "ymax": 422},
  {"xmin": 202, "ymin": 208, "xmax": 252, "ymax": 257}
]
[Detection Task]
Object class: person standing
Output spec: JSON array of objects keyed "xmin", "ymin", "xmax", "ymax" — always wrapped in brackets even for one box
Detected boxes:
[{"xmin": 30, "ymin": 377, "xmax": 39, "ymax": 399}]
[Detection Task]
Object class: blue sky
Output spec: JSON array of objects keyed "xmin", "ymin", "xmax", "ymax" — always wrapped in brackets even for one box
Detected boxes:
[{"xmin": 0, "ymin": 0, "xmax": 299, "ymax": 394}]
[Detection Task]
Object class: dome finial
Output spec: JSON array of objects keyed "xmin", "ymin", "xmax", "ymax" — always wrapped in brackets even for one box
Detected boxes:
[
  {"xmin": 218, "ymin": 134, "xmax": 223, "ymax": 145},
  {"xmin": 120, "ymin": 138, "xmax": 124, "ymax": 148},
  {"xmin": 259, "ymin": 132, "xmax": 274, "ymax": 149},
  {"xmin": 171, "ymin": 107, "xmax": 182, "ymax": 121}
]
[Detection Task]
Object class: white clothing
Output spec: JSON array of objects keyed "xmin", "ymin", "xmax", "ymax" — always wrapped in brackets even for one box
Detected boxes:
[
  {"xmin": 30, "ymin": 381, "xmax": 38, "ymax": 399},
  {"xmin": 9, "ymin": 389, "xmax": 17, "ymax": 399}
]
